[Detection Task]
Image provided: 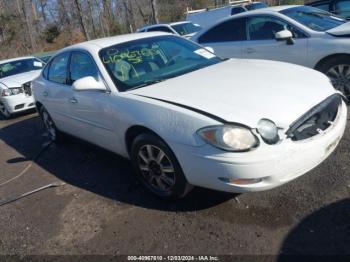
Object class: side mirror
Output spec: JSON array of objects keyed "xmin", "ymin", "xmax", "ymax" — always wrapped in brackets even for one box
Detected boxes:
[
  {"xmin": 72, "ymin": 76, "xmax": 106, "ymax": 92},
  {"xmin": 204, "ymin": 46, "xmax": 215, "ymax": 53},
  {"xmin": 275, "ymin": 30, "xmax": 294, "ymax": 45}
]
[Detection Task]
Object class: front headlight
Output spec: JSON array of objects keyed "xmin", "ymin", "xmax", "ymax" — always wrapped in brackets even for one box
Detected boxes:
[
  {"xmin": 10, "ymin": 87, "xmax": 23, "ymax": 95},
  {"xmin": 197, "ymin": 125, "xmax": 259, "ymax": 152},
  {"xmin": 1, "ymin": 89, "xmax": 11, "ymax": 97},
  {"xmin": 1, "ymin": 87, "xmax": 23, "ymax": 96}
]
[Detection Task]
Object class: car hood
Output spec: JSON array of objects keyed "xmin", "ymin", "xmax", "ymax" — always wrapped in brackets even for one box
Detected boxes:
[
  {"xmin": 0, "ymin": 70, "xmax": 41, "ymax": 88},
  {"xmin": 130, "ymin": 59, "xmax": 336, "ymax": 129},
  {"xmin": 327, "ymin": 21, "xmax": 350, "ymax": 36}
]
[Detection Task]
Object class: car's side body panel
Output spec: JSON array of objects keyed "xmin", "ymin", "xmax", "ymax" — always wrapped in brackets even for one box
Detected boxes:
[{"xmin": 191, "ymin": 8, "xmax": 350, "ymax": 70}]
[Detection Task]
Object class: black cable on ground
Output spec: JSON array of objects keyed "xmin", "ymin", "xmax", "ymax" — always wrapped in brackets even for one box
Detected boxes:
[
  {"xmin": 0, "ymin": 141, "xmax": 52, "ymax": 187},
  {"xmin": 0, "ymin": 140, "xmax": 66, "ymax": 207}
]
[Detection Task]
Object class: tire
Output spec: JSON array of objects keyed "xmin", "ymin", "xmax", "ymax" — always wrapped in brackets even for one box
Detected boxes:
[
  {"xmin": 130, "ymin": 133, "xmax": 193, "ymax": 199},
  {"xmin": 0, "ymin": 102, "xmax": 11, "ymax": 119},
  {"xmin": 317, "ymin": 56, "xmax": 350, "ymax": 99},
  {"xmin": 39, "ymin": 107, "xmax": 64, "ymax": 143}
]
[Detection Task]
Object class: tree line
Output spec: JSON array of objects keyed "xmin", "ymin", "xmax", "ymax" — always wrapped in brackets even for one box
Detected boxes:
[{"xmin": 0, "ymin": 0, "xmax": 303, "ymax": 60}]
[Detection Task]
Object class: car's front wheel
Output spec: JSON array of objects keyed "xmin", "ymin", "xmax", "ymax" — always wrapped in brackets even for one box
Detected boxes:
[
  {"xmin": 0, "ymin": 102, "xmax": 11, "ymax": 119},
  {"xmin": 318, "ymin": 56, "xmax": 350, "ymax": 99},
  {"xmin": 131, "ymin": 133, "xmax": 192, "ymax": 199}
]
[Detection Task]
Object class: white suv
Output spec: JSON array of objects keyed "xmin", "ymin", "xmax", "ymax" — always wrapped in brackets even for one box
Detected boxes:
[
  {"xmin": 192, "ymin": 5, "xmax": 350, "ymax": 98},
  {"xmin": 0, "ymin": 56, "xmax": 44, "ymax": 118}
]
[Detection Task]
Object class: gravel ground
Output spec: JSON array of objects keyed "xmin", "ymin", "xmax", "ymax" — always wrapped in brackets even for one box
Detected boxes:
[{"xmin": 0, "ymin": 110, "xmax": 349, "ymax": 259}]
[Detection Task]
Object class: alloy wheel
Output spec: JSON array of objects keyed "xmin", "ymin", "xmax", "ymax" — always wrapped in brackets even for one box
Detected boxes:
[
  {"xmin": 326, "ymin": 64, "xmax": 350, "ymax": 97},
  {"xmin": 137, "ymin": 144, "xmax": 176, "ymax": 193}
]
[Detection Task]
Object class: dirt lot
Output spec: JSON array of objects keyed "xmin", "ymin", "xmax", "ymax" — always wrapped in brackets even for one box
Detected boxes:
[{"xmin": 0, "ymin": 111, "xmax": 349, "ymax": 258}]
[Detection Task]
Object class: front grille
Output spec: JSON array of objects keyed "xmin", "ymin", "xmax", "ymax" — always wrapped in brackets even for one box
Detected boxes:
[
  {"xmin": 23, "ymin": 82, "xmax": 32, "ymax": 96},
  {"xmin": 286, "ymin": 94, "xmax": 342, "ymax": 141},
  {"xmin": 15, "ymin": 104, "xmax": 24, "ymax": 110}
]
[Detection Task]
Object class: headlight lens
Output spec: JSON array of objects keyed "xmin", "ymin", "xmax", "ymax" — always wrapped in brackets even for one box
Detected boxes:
[
  {"xmin": 1, "ymin": 89, "xmax": 11, "ymax": 97},
  {"xmin": 10, "ymin": 87, "xmax": 23, "ymax": 95},
  {"xmin": 257, "ymin": 119, "xmax": 279, "ymax": 144},
  {"xmin": 197, "ymin": 125, "xmax": 259, "ymax": 152},
  {"xmin": 1, "ymin": 87, "xmax": 23, "ymax": 96}
]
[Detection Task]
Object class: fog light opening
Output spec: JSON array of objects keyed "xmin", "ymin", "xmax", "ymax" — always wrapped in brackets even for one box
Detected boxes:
[{"xmin": 219, "ymin": 177, "xmax": 262, "ymax": 185}]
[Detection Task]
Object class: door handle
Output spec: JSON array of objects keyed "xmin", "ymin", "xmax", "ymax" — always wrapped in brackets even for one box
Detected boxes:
[
  {"xmin": 69, "ymin": 97, "xmax": 78, "ymax": 104},
  {"xmin": 244, "ymin": 47, "xmax": 255, "ymax": 54},
  {"xmin": 43, "ymin": 91, "xmax": 48, "ymax": 97}
]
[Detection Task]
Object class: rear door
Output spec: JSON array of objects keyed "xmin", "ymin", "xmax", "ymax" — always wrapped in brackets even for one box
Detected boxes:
[
  {"xmin": 197, "ymin": 17, "xmax": 247, "ymax": 58},
  {"xmin": 241, "ymin": 15, "xmax": 309, "ymax": 66}
]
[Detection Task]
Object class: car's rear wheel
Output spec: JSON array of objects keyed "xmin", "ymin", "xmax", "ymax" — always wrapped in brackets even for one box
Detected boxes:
[
  {"xmin": 0, "ymin": 102, "xmax": 11, "ymax": 119},
  {"xmin": 39, "ymin": 107, "xmax": 63, "ymax": 143},
  {"xmin": 318, "ymin": 56, "xmax": 350, "ymax": 99},
  {"xmin": 130, "ymin": 133, "xmax": 192, "ymax": 199}
]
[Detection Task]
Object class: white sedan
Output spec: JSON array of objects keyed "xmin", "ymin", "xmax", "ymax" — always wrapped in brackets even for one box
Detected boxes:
[
  {"xmin": 0, "ymin": 56, "xmax": 44, "ymax": 118},
  {"xmin": 32, "ymin": 33, "xmax": 347, "ymax": 198},
  {"xmin": 191, "ymin": 5, "xmax": 350, "ymax": 98},
  {"xmin": 137, "ymin": 21, "xmax": 202, "ymax": 39}
]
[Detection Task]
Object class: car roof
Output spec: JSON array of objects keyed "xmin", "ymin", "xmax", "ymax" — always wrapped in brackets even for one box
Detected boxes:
[
  {"xmin": 250, "ymin": 5, "xmax": 299, "ymax": 12},
  {"xmin": 61, "ymin": 32, "xmax": 171, "ymax": 51},
  {"xmin": 170, "ymin": 21, "xmax": 191, "ymax": 26},
  {"xmin": 139, "ymin": 24, "xmax": 172, "ymax": 30},
  {"xmin": 306, "ymin": 0, "xmax": 330, "ymax": 5},
  {"xmin": 139, "ymin": 21, "xmax": 192, "ymax": 31},
  {"xmin": 214, "ymin": 5, "xmax": 299, "ymax": 20},
  {"xmin": 0, "ymin": 56, "xmax": 36, "ymax": 64}
]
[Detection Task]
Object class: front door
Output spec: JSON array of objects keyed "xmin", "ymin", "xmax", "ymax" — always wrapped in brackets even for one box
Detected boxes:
[
  {"xmin": 67, "ymin": 51, "xmax": 116, "ymax": 152},
  {"xmin": 241, "ymin": 16, "xmax": 309, "ymax": 67}
]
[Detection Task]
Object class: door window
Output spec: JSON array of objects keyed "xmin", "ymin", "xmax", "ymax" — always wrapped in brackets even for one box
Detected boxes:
[
  {"xmin": 198, "ymin": 18, "xmax": 246, "ymax": 43},
  {"xmin": 48, "ymin": 53, "xmax": 70, "ymax": 84},
  {"xmin": 313, "ymin": 3, "xmax": 331, "ymax": 11},
  {"xmin": 247, "ymin": 16, "xmax": 306, "ymax": 40},
  {"xmin": 70, "ymin": 52, "xmax": 98, "ymax": 83},
  {"xmin": 335, "ymin": 0, "xmax": 350, "ymax": 17}
]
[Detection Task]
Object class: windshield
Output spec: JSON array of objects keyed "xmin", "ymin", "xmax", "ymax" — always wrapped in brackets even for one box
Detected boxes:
[
  {"xmin": 281, "ymin": 6, "xmax": 346, "ymax": 31},
  {"xmin": 171, "ymin": 22, "xmax": 202, "ymax": 36},
  {"xmin": 99, "ymin": 35, "xmax": 222, "ymax": 91},
  {"xmin": 0, "ymin": 58, "xmax": 44, "ymax": 79}
]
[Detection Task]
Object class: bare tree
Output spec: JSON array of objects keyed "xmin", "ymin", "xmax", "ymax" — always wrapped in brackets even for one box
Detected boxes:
[
  {"xmin": 39, "ymin": 0, "xmax": 47, "ymax": 23},
  {"xmin": 150, "ymin": 0, "xmax": 159, "ymax": 23},
  {"xmin": 17, "ymin": 0, "xmax": 37, "ymax": 51},
  {"xmin": 73, "ymin": 0, "xmax": 90, "ymax": 40}
]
